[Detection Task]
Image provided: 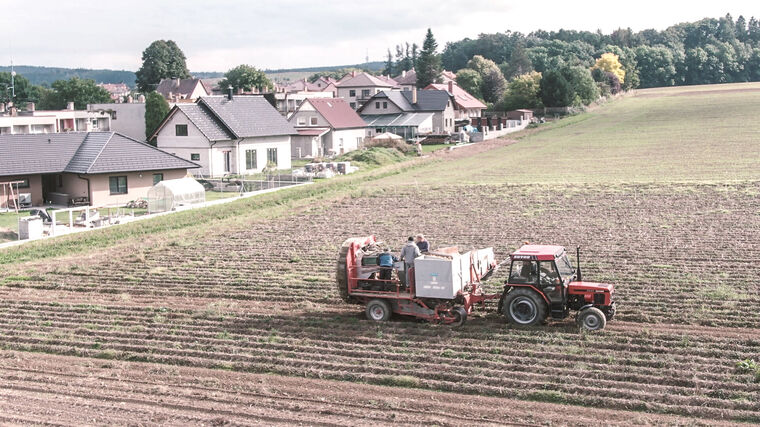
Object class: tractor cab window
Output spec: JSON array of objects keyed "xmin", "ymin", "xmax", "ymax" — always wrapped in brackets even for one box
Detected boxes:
[
  {"xmin": 510, "ymin": 260, "xmax": 537, "ymax": 284},
  {"xmin": 539, "ymin": 261, "xmax": 561, "ymax": 286},
  {"xmin": 556, "ymin": 254, "xmax": 574, "ymax": 279}
]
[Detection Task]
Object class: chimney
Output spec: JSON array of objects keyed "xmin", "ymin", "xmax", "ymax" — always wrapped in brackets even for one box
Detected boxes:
[
  {"xmin": 227, "ymin": 85, "xmax": 234, "ymax": 101},
  {"xmin": 402, "ymin": 70, "xmax": 406, "ymax": 77},
  {"xmin": 175, "ymin": 77, "xmax": 181, "ymax": 86},
  {"xmin": 448, "ymin": 81, "xmax": 454, "ymax": 94},
  {"xmin": 0, "ymin": 103, "xmax": 5, "ymax": 113},
  {"xmin": 26, "ymin": 102, "xmax": 35, "ymax": 112},
  {"xmin": 412, "ymin": 87, "xmax": 417, "ymax": 104},
  {"xmin": 67, "ymin": 102, "xmax": 75, "ymax": 111},
  {"xmin": 351, "ymin": 71, "xmax": 357, "ymax": 77}
]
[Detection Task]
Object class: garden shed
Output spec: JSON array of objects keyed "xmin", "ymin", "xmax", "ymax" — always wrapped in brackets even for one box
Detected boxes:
[{"xmin": 147, "ymin": 177, "xmax": 206, "ymax": 213}]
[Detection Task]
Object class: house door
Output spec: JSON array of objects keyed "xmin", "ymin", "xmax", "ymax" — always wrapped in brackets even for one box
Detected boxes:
[{"xmin": 223, "ymin": 151, "xmax": 231, "ymax": 173}]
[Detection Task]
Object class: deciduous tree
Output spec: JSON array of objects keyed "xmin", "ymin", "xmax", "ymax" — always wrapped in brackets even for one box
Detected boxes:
[
  {"xmin": 539, "ymin": 69, "xmax": 573, "ymax": 107},
  {"xmin": 42, "ymin": 77, "xmax": 112, "ymax": 110},
  {"xmin": 218, "ymin": 64, "xmax": 272, "ymax": 93},
  {"xmin": 593, "ymin": 53, "xmax": 626, "ymax": 84},
  {"xmin": 135, "ymin": 40, "xmax": 190, "ymax": 93},
  {"xmin": 500, "ymin": 71, "xmax": 542, "ymax": 110}
]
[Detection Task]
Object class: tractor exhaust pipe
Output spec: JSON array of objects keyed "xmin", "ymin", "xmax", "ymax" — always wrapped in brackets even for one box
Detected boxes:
[{"xmin": 576, "ymin": 246, "xmax": 583, "ymax": 281}]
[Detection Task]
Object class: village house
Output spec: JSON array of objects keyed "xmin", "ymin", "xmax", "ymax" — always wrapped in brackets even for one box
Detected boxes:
[
  {"xmin": 97, "ymin": 83, "xmax": 131, "ymax": 102},
  {"xmin": 288, "ymin": 98, "xmax": 366, "ymax": 158},
  {"xmin": 393, "ymin": 69, "xmax": 458, "ymax": 92},
  {"xmin": 88, "ymin": 102, "xmax": 146, "ymax": 141},
  {"xmin": 0, "ymin": 131, "xmax": 198, "ymax": 208},
  {"xmin": 0, "ymin": 102, "xmax": 111, "ymax": 135},
  {"xmin": 156, "ymin": 78, "xmax": 211, "ymax": 102},
  {"xmin": 357, "ymin": 87, "xmax": 458, "ymax": 135},
  {"xmin": 152, "ymin": 93, "xmax": 296, "ymax": 177},
  {"xmin": 336, "ymin": 72, "xmax": 398, "ymax": 110},
  {"xmin": 425, "ymin": 81, "xmax": 486, "ymax": 120}
]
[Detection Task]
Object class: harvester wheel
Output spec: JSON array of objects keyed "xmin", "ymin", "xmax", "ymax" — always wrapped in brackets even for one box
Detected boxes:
[
  {"xmin": 577, "ymin": 307, "xmax": 607, "ymax": 331},
  {"xmin": 503, "ymin": 288, "xmax": 546, "ymax": 326},
  {"xmin": 366, "ymin": 299, "xmax": 392, "ymax": 322},
  {"xmin": 450, "ymin": 307, "xmax": 467, "ymax": 327}
]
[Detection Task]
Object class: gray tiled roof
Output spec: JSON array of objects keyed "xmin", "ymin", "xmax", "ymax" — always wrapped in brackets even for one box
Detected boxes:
[
  {"xmin": 156, "ymin": 78, "xmax": 207, "ymax": 98},
  {"xmin": 176, "ymin": 104, "xmax": 233, "ymax": 141},
  {"xmin": 360, "ymin": 90, "xmax": 451, "ymax": 113},
  {"xmin": 0, "ymin": 132, "xmax": 198, "ymax": 177},
  {"xmin": 199, "ymin": 96, "xmax": 297, "ymax": 138}
]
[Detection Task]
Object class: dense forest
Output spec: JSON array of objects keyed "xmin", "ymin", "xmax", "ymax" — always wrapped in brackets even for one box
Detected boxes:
[
  {"xmin": 441, "ymin": 13, "xmax": 760, "ymax": 88},
  {"xmin": 0, "ymin": 66, "xmax": 137, "ymax": 87}
]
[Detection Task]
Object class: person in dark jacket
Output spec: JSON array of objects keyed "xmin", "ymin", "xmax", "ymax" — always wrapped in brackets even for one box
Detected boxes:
[
  {"xmin": 378, "ymin": 249, "xmax": 397, "ymax": 281},
  {"xmin": 415, "ymin": 234, "xmax": 429, "ymax": 253}
]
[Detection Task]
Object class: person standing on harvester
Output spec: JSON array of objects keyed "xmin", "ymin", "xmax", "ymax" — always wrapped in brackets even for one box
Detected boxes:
[
  {"xmin": 400, "ymin": 236, "xmax": 421, "ymax": 284},
  {"xmin": 415, "ymin": 234, "xmax": 429, "ymax": 253}
]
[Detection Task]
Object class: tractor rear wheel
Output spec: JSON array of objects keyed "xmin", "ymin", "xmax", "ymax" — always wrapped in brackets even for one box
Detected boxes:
[
  {"xmin": 503, "ymin": 288, "xmax": 547, "ymax": 326},
  {"xmin": 365, "ymin": 299, "xmax": 392, "ymax": 322},
  {"xmin": 577, "ymin": 307, "xmax": 607, "ymax": 331}
]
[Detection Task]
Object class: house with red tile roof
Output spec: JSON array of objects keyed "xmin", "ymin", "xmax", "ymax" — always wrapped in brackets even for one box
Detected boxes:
[
  {"xmin": 393, "ymin": 69, "xmax": 458, "ymax": 92},
  {"xmin": 288, "ymin": 98, "xmax": 367, "ymax": 158},
  {"xmin": 425, "ymin": 81, "xmax": 486, "ymax": 119},
  {"xmin": 336, "ymin": 71, "xmax": 398, "ymax": 110}
]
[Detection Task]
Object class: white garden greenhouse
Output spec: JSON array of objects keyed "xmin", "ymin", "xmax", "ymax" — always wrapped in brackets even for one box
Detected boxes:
[{"xmin": 147, "ymin": 177, "xmax": 206, "ymax": 213}]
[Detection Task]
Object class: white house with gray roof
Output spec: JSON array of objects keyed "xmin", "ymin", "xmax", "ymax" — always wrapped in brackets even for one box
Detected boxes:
[
  {"xmin": 357, "ymin": 88, "xmax": 458, "ymax": 135},
  {"xmin": 152, "ymin": 95, "xmax": 297, "ymax": 177}
]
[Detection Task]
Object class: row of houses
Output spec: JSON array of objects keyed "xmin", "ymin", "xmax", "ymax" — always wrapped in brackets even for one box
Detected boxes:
[{"xmin": 0, "ymin": 69, "xmax": 526, "ymax": 209}]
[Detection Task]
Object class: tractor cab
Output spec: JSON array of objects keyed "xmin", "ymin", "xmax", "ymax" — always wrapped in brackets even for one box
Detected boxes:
[{"xmin": 501, "ymin": 244, "xmax": 616, "ymax": 330}]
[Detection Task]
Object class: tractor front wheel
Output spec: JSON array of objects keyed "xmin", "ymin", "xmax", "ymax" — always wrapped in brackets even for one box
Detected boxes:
[
  {"xmin": 365, "ymin": 299, "xmax": 392, "ymax": 322},
  {"xmin": 503, "ymin": 288, "xmax": 547, "ymax": 326},
  {"xmin": 577, "ymin": 307, "xmax": 607, "ymax": 331}
]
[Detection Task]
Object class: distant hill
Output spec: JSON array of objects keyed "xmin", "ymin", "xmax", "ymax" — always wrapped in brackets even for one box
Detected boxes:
[
  {"xmin": 0, "ymin": 61, "xmax": 386, "ymax": 88},
  {"xmin": 0, "ymin": 66, "xmax": 137, "ymax": 87}
]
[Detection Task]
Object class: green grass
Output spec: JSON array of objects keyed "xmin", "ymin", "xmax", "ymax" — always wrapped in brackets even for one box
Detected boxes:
[
  {"xmin": 0, "ymin": 211, "xmax": 22, "ymax": 243},
  {"xmin": 421, "ymin": 144, "xmax": 449, "ymax": 153},
  {"xmin": 380, "ymin": 82, "xmax": 760, "ymax": 185}
]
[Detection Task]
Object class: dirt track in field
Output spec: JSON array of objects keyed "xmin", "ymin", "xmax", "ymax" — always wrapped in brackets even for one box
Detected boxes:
[{"xmin": 0, "ymin": 350, "xmax": 740, "ymax": 426}]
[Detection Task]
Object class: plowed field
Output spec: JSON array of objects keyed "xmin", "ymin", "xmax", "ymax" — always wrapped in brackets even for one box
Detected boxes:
[{"xmin": 1, "ymin": 83, "xmax": 759, "ymax": 425}]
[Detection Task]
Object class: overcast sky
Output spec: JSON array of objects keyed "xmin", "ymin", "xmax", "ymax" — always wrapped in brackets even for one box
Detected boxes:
[{"xmin": 3, "ymin": 1, "xmax": 757, "ymax": 72}]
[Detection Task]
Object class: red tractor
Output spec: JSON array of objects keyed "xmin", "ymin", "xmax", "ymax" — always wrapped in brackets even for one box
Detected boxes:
[
  {"xmin": 499, "ymin": 245, "xmax": 616, "ymax": 331},
  {"xmin": 336, "ymin": 237, "xmax": 616, "ymax": 331}
]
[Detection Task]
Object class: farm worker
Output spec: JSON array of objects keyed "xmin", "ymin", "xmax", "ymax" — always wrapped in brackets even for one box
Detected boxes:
[
  {"xmin": 400, "ymin": 237, "xmax": 421, "ymax": 284},
  {"xmin": 378, "ymin": 249, "xmax": 397, "ymax": 281},
  {"xmin": 415, "ymin": 234, "xmax": 429, "ymax": 253}
]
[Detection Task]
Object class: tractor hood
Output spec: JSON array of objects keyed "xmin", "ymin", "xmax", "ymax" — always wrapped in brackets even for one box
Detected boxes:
[{"xmin": 569, "ymin": 281, "xmax": 614, "ymax": 292}]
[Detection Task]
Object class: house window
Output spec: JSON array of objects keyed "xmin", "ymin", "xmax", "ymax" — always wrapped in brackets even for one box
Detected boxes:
[
  {"xmin": 356, "ymin": 137, "xmax": 362, "ymax": 146},
  {"xmin": 109, "ymin": 176, "xmax": 127, "ymax": 195},
  {"xmin": 110, "ymin": 111, "xmax": 117, "ymax": 120},
  {"xmin": 57, "ymin": 174, "xmax": 63, "ymax": 188},
  {"xmin": 361, "ymin": 89, "xmax": 370, "ymax": 99},
  {"xmin": 383, "ymin": 102, "xmax": 387, "ymax": 109},
  {"xmin": 310, "ymin": 116, "xmax": 318, "ymax": 125},
  {"xmin": 245, "ymin": 149, "xmax": 257, "ymax": 170},
  {"xmin": 91, "ymin": 119, "xmax": 99, "ymax": 129},
  {"xmin": 375, "ymin": 128, "xmax": 382, "ymax": 134},
  {"xmin": 350, "ymin": 102, "xmax": 356, "ymax": 109},
  {"xmin": 297, "ymin": 117, "xmax": 306, "ymax": 126},
  {"xmin": 16, "ymin": 178, "xmax": 30, "ymax": 188},
  {"xmin": 190, "ymin": 153, "xmax": 200, "ymax": 161},
  {"xmin": 267, "ymin": 148, "xmax": 277, "ymax": 166},
  {"xmin": 153, "ymin": 173, "xmax": 163, "ymax": 185},
  {"xmin": 375, "ymin": 102, "xmax": 380, "ymax": 109},
  {"xmin": 175, "ymin": 124, "xmax": 188, "ymax": 136},
  {"xmin": 224, "ymin": 151, "xmax": 231, "ymax": 172},
  {"xmin": 349, "ymin": 89, "xmax": 356, "ymax": 97}
]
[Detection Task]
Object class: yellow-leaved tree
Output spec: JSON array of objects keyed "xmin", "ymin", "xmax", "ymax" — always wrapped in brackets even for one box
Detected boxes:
[{"xmin": 593, "ymin": 53, "xmax": 626, "ymax": 84}]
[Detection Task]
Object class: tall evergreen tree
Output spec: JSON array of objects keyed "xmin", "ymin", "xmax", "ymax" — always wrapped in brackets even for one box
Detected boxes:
[
  {"xmin": 411, "ymin": 43, "xmax": 419, "ymax": 69},
  {"xmin": 383, "ymin": 49, "xmax": 394, "ymax": 76},
  {"xmin": 416, "ymin": 28, "xmax": 442, "ymax": 88},
  {"xmin": 135, "ymin": 40, "xmax": 190, "ymax": 93}
]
